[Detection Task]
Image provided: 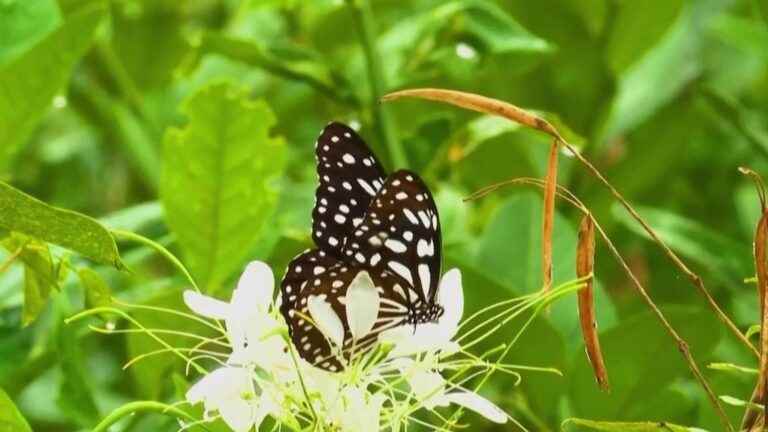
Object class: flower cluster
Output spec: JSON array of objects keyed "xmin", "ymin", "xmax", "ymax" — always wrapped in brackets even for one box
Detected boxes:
[{"xmin": 183, "ymin": 261, "xmax": 510, "ymax": 431}]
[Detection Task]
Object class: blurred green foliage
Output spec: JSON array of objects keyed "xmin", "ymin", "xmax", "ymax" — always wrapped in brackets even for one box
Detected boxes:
[{"xmin": 0, "ymin": 0, "xmax": 767, "ymax": 430}]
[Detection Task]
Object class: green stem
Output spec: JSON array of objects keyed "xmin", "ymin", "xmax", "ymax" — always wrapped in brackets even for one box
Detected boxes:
[
  {"xmin": 347, "ymin": 0, "xmax": 407, "ymax": 168},
  {"xmin": 111, "ymin": 229, "xmax": 200, "ymax": 292},
  {"xmin": 92, "ymin": 401, "xmax": 206, "ymax": 432}
]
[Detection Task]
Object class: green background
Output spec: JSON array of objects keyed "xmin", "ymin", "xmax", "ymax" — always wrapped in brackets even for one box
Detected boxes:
[{"xmin": 1, "ymin": 0, "xmax": 767, "ymax": 430}]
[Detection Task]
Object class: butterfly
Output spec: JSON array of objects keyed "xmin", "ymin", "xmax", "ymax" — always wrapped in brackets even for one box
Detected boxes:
[{"xmin": 279, "ymin": 122, "xmax": 443, "ymax": 372}]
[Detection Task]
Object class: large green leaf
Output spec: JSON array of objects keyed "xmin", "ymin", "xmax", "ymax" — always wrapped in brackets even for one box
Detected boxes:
[
  {"xmin": 0, "ymin": 0, "xmax": 105, "ymax": 171},
  {"xmin": 612, "ymin": 203, "xmax": 749, "ymax": 284},
  {"xmin": 0, "ymin": 181, "xmax": 122, "ymax": 268},
  {"xmin": 600, "ymin": 0, "xmax": 729, "ymax": 140},
  {"xmin": 472, "ymin": 192, "xmax": 617, "ymax": 346},
  {"xmin": 161, "ymin": 82, "xmax": 285, "ymax": 290},
  {"xmin": 55, "ymin": 318, "xmax": 99, "ymax": 427},
  {"xmin": 604, "ymin": 0, "xmax": 684, "ymax": 76},
  {"xmin": 0, "ymin": 386, "xmax": 32, "ymax": 432},
  {"xmin": 567, "ymin": 307, "xmax": 722, "ymax": 422}
]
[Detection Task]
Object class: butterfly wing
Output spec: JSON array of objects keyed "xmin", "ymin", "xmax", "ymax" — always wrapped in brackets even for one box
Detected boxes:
[
  {"xmin": 312, "ymin": 122, "xmax": 386, "ymax": 258},
  {"xmin": 281, "ymin": 260, "xmax": 406, "ymax": 371},
  {"xmin": 341, "ymin": 170, "xmax": 442, "ymax": 304}
]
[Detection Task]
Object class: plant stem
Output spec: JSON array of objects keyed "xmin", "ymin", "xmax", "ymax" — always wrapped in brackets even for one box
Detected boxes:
[
  {"xmin": 111, "ymin": 229, "xmax": 200, "ymax": 292},
  {"xmin": 347, "ymin": 0, "xmax": 408, "ymax": 168},
  {"xmin": 92, "ymin": 401, "xmax": 206, "ymax": 432}
]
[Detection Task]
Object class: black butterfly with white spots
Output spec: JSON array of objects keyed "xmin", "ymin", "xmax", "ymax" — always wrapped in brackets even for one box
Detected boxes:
[{"xmin": 279, "ymin": 122, "xmax": 443, "ymax": 372}]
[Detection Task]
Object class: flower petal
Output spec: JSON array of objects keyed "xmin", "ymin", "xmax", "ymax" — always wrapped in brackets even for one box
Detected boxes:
[
  {"xmin": 380, "ymin": 323, "xmax": 453, "ymax": 357},
  {"xmin": 437, "ymin": 268, "xmax": 463, "ymax": 334},
  {"xmin": 219, "ymin": 397, "xmax": 255, "ymax": 432},
  {"xmin": 233, "ymin": 261, "xmax": 275, "ymax": 312},
  {"xmin": 183, "ymin": 290, "xmax": 229, "ymax": 320},
  {"xmin": 186, "ymin": 367, "xmax": 250, "ymax": 408},
  {"xmin": 307, "ymin": 295, "xmax": 345, "ymax": 347},
  {"xmin": 444, "ymin": 391, "xmax": 508, "ymax": 424},
  {"xmin": 345, "ymin": 271, "xmax": 380, "ymax": 340}
]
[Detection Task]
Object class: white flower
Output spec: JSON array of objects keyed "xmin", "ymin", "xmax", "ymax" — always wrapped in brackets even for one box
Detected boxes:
[
  {"xmin": 380, "ymin": 268, "xmax": 463, "ymax": 357},
  {"xmin": 186, "ymin": 366, "xmax": 263, "ymax": 432},
  {"xmin": 183, "ymin": 261, "xmax": 287, "ymax": 370},
  {"xmin": 337, "ymin": 386, "xmax": 386, "ymax": 432}
]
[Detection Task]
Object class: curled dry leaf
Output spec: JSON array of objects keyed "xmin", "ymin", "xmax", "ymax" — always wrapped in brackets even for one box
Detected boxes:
[
  {"xmin": 382, "ymin": 88, "xmax": 561, "ymax": 139},
  {"xmin": 542, "ymin": 139, "xmax": 559, "ymax": 294},
  {"xmin": 577, "ymin": 214, "xmax": 610, "ymax": 392},
  {"xmin": 743, "ymin": 209, "xmax": 768, "ymax": 431}
]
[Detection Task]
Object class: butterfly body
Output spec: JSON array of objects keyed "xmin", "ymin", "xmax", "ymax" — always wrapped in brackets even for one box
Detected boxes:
[{"xmin": 280, "ymin": 122, "xmax": 443, "ymax": 371}]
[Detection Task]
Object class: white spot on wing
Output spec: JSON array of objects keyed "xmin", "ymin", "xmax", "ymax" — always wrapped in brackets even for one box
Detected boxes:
[{"xmin": 388, "ymin": 261, "xmax": 413, "ymax": 286}]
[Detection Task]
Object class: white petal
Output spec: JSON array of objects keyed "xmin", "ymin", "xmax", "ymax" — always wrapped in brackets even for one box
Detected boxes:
[
  {"xmin": 444, "ymin": 391, "xmax": 508, "ymax": 424},
  {"xmin": 345, "ymin": 271, "xmax": 380, "ymax": 339},
  {"xmin": 234, "ymin": 261, "xmax": 275, "ymax": 312},
  {"xmin": 407, "ymin": 368, "xmax": 447, "ymax": 404},
  {"xmin": 219, "ymin": 397, "xmax": 255, "ymax": 432},
  {"xmin": 437, "ymin": 268, "xmax": 463, "ymax": 336},
  {"xmin": 183, "ymin": 290, "xmax": 229, "ymax": 320},
  {"xmin": 380, "ymin": 323, "xmax": 453, "ymax": 357},
  {"xmin": 186, "ymin": 367, "xmax": 250, "ymax": 408},
  {"xmin": 307, "ymin": 295, "xmax": 345, "ymax": 347}
]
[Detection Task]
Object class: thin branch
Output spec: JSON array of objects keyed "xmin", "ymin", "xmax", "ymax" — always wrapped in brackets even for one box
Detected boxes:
[
  {"xmin": 467, "ymin": 177, "xmax": 734, "ymax": 431},
  {"xmin": 559, "ymin": 139, "xmax": 758, "ymax": 358}
]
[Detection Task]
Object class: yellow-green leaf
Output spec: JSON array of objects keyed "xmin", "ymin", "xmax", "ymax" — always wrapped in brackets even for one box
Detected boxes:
[
  {"xmin": 160, "ymin": 82, "xmax": 285, "ymax": 290},
  {"xmin": 77, "ymin": 267, "xmax": 112, "ymax": 310},
  {"xmin": 0, "ymin": 386, "xmax": 32, "ymax": 432},
  {"xmin": 0, "ymin": 181, "xmax": 123, "ymax": 268}
]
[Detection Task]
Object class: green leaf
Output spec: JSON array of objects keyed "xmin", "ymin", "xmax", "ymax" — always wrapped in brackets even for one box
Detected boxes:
[
  {"xmin": 567, "ymin": 306, "xmax": 722, "ymax": 421},
  {"xmin": 600, "ymin": 1, "xmax": 729, "ymax": 140},
  {"xmin": 707, "ymin": 362, "xmax": 758, "ymax": 375},
  {"xmin": 56, "ymin": 318, "xmax": 99, "ymax": 427},
  {"xmin": 0, "ymin": 386, "xmax": 32, "ymax": 432},
  {"xmin": 0, "ymin": 0, "xmax": 105, "ymax": 171},
  {"xmin": 0, "ymin": 0, "xmax": 62, "ymax": 66},
  {"xmin": 161, "ymin": 82, "xmax": 285, "ymax": 290},
  {"xmin": 563, "ymin": 418, "xmax": 705, "ymax": 431},
  {"xmin": 611, "ymin": 203, "xmax": 749, "ymax": 283},
  {"xmin": 378, "ymin": 0, "xmax": 552, "ymax": 87},
  {"xmin": 472, "ymin": 192, "xmax": 617, "ymax": 346},
  {"xmin": 605, "ymin": 0, "xmax": 684, "ymax": 75},
  {"xmin": 77, "ymin": 267, "xmax": 111, "ymax": 310},
  {"xmin": 3, "ymin": 235, "xmax": 59, "ymax": 325},
  {"xmin": 0, "ymin": 181, "xmax": 123, "ymax": 268}
]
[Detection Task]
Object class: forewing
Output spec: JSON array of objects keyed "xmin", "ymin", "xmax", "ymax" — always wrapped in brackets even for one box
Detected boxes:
[
  {"xmin": 341, "ymin": 170, "xmax": 442, "ymax": 303},
  {"xmin": 312, "ymin": 122, "xmax": 386, "ymax": 257}
]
